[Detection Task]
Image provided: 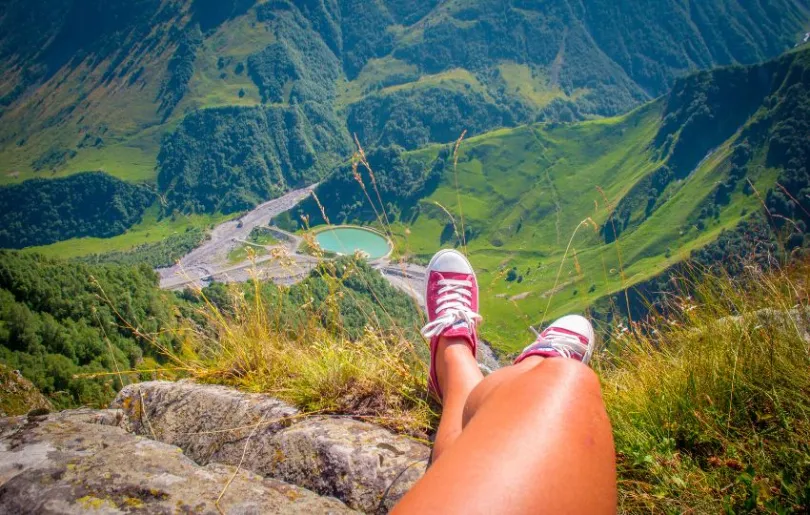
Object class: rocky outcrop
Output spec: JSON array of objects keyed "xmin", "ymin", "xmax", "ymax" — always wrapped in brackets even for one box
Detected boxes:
[
  {"xmin": 112, "ymin": 381, "xmax": 429, "ymax": 513},
  {"xmin": 0, "ymin": 409, "xmax": 353, "ymax": 514},
  {"xmin": 0, "ymin": 364, "xmax": 52, "ymax": 417}
]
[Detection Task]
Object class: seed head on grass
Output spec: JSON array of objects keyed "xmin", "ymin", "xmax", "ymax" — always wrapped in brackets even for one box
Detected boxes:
[
  {"xmin": 167, "ymin": 257, "xmax": 436, "ymax": 438},
  {"xmin": 600, "ymin": 261, "xmax": 810, "ymax": 513}
]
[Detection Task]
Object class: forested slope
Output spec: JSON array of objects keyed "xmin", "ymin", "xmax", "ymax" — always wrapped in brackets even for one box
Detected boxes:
[
  {"xmin": 0, "ymin": 251, "xmax": 182, "ymax": 407},
  {"xmin": 0, "ymin": 251, "xmax": 421, "ymax": 409},
  {"xmin": 293, "ymin": 47, "xmax": 810, "ymax": 347},
  {"xmin": 0, "ymin": 172, "xmax": 154, "ymax": 248},
  {"xmin": 0, "ymin": 1, "xmax": 808, "ymax": 344},
  {"xmin": 0, "ymin": 0, "xmax": 806, "ymax": 227}
]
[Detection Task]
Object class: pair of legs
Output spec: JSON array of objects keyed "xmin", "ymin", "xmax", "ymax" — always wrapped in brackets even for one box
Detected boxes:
[
  {"xmin": 394, "ymin": 338, "xmax": 616, "ymax": 514},
  {"xmin": 393, "ymin": 249, "xmax": 616, "ymax": 513}
]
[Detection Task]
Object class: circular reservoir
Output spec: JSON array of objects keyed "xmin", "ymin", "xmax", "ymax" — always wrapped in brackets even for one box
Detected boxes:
[{"xmin": 314, "ymin": 226, "xmax": 391, "ymax": 260}]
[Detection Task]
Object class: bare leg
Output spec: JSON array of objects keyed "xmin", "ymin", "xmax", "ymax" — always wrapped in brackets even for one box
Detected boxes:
[
  {"xmin": 461, "ymin": 355, "xmax": 546, "ymax": 427},
  {"xmin": 432, "ymin": 336, "xmax": 484, "ymax": 463},
  {"xmin": 395, "ymin": 357, "xmax": 616, "ymax": 514}
]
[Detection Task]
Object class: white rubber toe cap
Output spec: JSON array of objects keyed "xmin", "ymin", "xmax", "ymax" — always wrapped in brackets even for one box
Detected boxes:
[
  {"xmin": 549, "ymin": 314, "xmax": 594, "ymax": 343},
  {"xmin": 428, "ymin": 249, "xmax": 474, "ymax": 274}
]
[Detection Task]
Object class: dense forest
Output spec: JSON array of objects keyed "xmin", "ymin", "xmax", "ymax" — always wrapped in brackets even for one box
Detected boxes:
[
  {"xmin": 0, "ymin": 172, "xmax": 154, "ymax": 248},
  {"xmin": 0, "ymin": 251, "xmax": 182, "ymax": 408},
  {"xmin": 156, "ymin": 103, "xmax": 349, "ymax": 214},
  {"xmin": 347, "ymin": 87, "xmax": 525, "ymax": 150},
  {"xmin": 389, "ymin": 0, "xmax": 805, "ymax": 116},
  {"xmin": 285, "ymin": 145, "xmax": 448, "ymax": 227},
  {"xmin": 0, "ymin": 250, "xmax": 421, "ymax": 408}
]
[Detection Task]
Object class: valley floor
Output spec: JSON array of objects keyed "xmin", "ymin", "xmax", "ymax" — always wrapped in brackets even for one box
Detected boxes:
[{"xmin": 157, "ymin": 186, "xmax": 432, "ymax": 309}]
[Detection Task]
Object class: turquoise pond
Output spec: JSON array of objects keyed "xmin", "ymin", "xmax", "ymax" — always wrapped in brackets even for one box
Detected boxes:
[{"xmin": 314, "ymin": 227, "xmax": 391, "ymax": 259}]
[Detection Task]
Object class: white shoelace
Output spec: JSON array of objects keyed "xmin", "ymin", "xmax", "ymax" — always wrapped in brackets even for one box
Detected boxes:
[
  {"xmin": 421, "ymin": 278, "xmax": 482, "ymax": 338},
  {"xmin": 528, "ymin": 328, "xmax": 589, "ymax": 360}
]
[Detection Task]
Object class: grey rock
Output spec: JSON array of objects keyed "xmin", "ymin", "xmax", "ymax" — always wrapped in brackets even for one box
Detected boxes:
[
  {"xmin": 0, "ymin": 410, "xmax": 354, "ymax": 514},
  {"xmin": 477, "ymin": 338, "xmax": 503, "ymax": 374},
  {"xmin": 113, "ymin": 381, "xmax": 429, "ymax": 513},
  {"xmin": 50, "ymin": 407, "xmax": 133, "ymax": 430},
  {"xmin": 112, "ymin": 381, "xmax": 298, "ymax": 465},
  {"xmin": 271, "ymin": 417, "xmax": 428, "ymax": 513}
]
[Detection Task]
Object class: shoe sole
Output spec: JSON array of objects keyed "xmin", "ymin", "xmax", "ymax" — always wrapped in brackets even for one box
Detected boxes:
[{"xmin": 424, "ymin": 249, "xmax": 479, "ymax": 314}]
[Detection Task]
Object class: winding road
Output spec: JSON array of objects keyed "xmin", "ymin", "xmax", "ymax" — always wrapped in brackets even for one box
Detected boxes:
[
  {"xmin": 156, "ymin": 186, "xmax": 429, "ymax": 305},
  {"xmin": 156, "ymin": 189, "xmax": 503, "ymax": 370},
  {"xmin": 157, "ymin": 186, "xmax": 318, "ymax": 290}
]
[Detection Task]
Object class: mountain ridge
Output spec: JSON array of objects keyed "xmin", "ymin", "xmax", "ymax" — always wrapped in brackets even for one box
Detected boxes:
[
  {"xmin": 1, "ymin": 0, "xmax": 809, "ymax": 344},
  {"xmin": 1, "ymin": 0, "xmax": 806, "ymax": 196}
]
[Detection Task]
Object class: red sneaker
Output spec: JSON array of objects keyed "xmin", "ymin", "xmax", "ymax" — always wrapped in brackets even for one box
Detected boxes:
[
  {"xmin": 514, "ymin": 315, "xmax": 595, "ymax": 365},
  {"xmin": 422, "ymin": 249, "xmax": 482, "ymax": 400}
]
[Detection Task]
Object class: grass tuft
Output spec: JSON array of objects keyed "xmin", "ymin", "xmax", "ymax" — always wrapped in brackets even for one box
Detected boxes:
[
  {"xmin": 602, "ymin": 262, "xmax": 810, "ymax": 512},
  {"xmin": 167, "ymin": 259, "xmax": 435, "ymax": 438}
]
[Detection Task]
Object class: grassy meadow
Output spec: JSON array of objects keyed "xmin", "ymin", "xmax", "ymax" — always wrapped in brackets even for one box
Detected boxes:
[
  {"xmin": 330, "ymin": 101, "xmax": 779, "ymax": 352},
  {"xmin": 23, "ymin": 206, "xmax": 231, "ymax": 260}
]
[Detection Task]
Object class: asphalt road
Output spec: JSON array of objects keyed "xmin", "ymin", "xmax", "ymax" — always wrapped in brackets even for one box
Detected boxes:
[
  {"xmin": 157, "ymin": 186, "xmax": 315, "ymax": 290},
  {"xmin": 154, "ymin": 190, "xmax": 502, "ymax": 369}
]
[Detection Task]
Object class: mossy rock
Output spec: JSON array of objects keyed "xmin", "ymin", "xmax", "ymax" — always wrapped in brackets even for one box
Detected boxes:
[{"xmin": 0, "ymin": 364, "xmax": 52, "ymax": 417}]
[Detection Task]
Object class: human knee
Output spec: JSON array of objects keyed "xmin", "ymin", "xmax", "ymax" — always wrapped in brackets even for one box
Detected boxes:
[
  {"xmin": 528, "ymin": 357, "xmax": 603, "ymax": 398},
  {"xmin": 462, "ymin": 367, "xmax": 510, "ymax": 426}
]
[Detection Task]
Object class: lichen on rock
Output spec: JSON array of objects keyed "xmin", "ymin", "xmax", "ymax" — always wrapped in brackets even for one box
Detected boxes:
[
  {"xmin": 0, "ymin": 409, "xmax": 353, "ymax": 514},
  {"xmin": 112, "ymin": 381, "xmax": 430, "ymax": 513}
]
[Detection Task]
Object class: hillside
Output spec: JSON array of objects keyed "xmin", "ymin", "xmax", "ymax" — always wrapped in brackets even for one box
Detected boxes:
[
  {"xmin": 0, "ymin": 0, "xmax": 806, "ymax": 231},
  {"xmin": 0, "ymin": 250, "xmax": 422, "ymax": 409},
  {"xmin": 3, "ymin": 4, "xmax": 810, "ymax": 511},
  {"xmin": 3, "ymin": 246, "xmax": 810, "ymax": 513},
  {"xmin": 293, "ymin": 46, "xmax": 810, "ymax": 350}
]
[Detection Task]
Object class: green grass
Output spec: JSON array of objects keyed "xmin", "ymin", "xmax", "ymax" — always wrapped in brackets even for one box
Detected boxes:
[
  {"xmin": 24, "ymin": 205, "xmax": 233, "ymax": 260},
  {"xmin": 339, "ymin": 66, "xmax": 495, "ymax": 113},
  {"xmin": 227, "ymin": 243, "xmax": 267, "ymax": 264},
  {"xmin": 602, "ymin": 262, "xmax": 810, "ymax": 512},
  {"xmin": 227, "ymin": 244, "xmax": 265, "ymax": 264},
  {"xmin": 161, "ymin": 258, "xmax": 435, "ymax": 437},
  {"xmin": 360, "ymin": 101, "xmax": 779, "ymax": 351},
  {"xmin": 381, "ymin": 68, "xmax": 486, "ymax": 95},
  {"xmin": 59, "ymin": 141, "xmax": 162, "ymax": 183},
  {"xmin": 226, "ymin": 228, "xmax": 279, "ymax": 264},
  {"xmin": 177, "ymin": 9, "xmax": 271, "ymax": 111},
  {"xmin": 249, "ymin": 229, "xmax": 279, "ymax": 246},
  {"xmin": 336, "ymin": 56, "xmax": 420, "ymax": 107},
  {"xmin": 0, "ymin": 4, "xmax": 270, "ymax": 187},
  {"xmin": 496, "ymin": 62, "xmax": 568, "ymax": 109},
  {"xmin": 0, "ymin": 44, "xmax": 176, "ymax": 185}
]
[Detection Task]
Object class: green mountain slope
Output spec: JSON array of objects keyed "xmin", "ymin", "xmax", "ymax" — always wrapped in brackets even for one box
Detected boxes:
[
  {"xmin": 0, "ymin": 172, "xmax": 154, "ymax": 248},
  {"xmin": 0, "ymin": 250, "xmax": 421, "ymax": 410},
  {"xmin": 295, "ymin": 47, "xmax": 810, "ymax": 350},
  {"xmin": 0, "ymin": 0, "xmax": 806, "ymax": 225}
]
